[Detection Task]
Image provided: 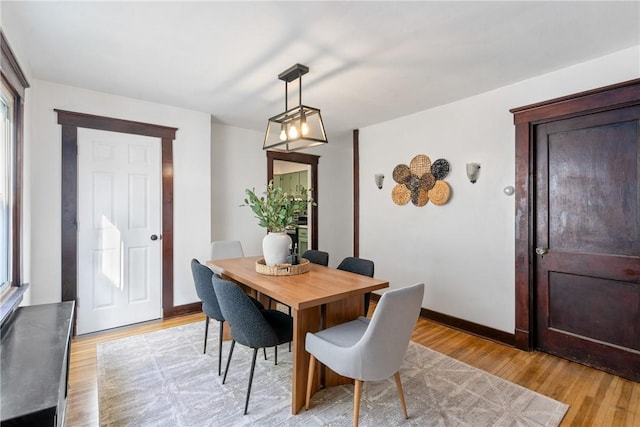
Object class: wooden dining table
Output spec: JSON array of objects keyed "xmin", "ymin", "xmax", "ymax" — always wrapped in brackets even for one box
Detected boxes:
[{"xmin": 207, "ymin": 256, "xmax": 389, "ymax": 414}]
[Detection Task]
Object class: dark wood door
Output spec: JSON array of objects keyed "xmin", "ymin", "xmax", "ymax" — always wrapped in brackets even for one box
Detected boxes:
[{"xmin": 534, "ymin": 105, "xmax": 640, "ymax": 381}]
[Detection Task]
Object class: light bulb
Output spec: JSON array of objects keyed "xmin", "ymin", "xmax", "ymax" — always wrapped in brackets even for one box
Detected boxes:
[
  {"xmin": 279, "ymin": 127, "xmax": 287, "ymax": 141},
  {"xmin": 288, "ymin": 123, "xmax": 299, "ymax": 139}
]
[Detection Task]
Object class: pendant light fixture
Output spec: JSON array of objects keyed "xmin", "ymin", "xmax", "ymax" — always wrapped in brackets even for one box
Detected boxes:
[{"xmin": 263, "ymin": 63, "xmax": 327, "ymax": 152}]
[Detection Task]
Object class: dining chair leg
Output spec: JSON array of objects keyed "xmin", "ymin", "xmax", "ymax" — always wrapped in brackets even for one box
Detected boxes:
[
  {"xmin": 305, "ymin": 355, "xmax": 316, "ymax": 410},
  {"xmin": 394, "ymin": 371, "xmax": 409, "ymax": 419},
  {"xmin": 217, "ymin": 320, "xmax": 224, "ymax": 376},
  {"xmin": 274, "ymin": 345, "xmax": 278, "ymax": 365},
  {"xmin": 353, "ymin": 379, "xmax": 363, "ymax": 427},
  {"xmin": 263, "ymin": 348, "xmax": 267, "ymax": 360},
  {"xmin": 222, "ymin": 340, "xmax": 236, "ymax": 384},
  {"xmin": 244, "ymin": 348, "xmax": 259, "ymax": 415},
  {"xmin": 203, "ymin": 316, "xmax": 209, "ymax": 354}
]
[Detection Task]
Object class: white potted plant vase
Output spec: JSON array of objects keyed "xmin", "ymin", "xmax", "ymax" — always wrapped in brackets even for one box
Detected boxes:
[
  {"xmin": 243, "ymin": 181, "xmax": 314, "ymax": 266},
  {"xmin": 262, "ymin": 232, "xmax": 292, "ymax": 266}
]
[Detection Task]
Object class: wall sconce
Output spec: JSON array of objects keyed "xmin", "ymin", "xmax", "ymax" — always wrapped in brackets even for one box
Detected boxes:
[
  {"xmin": 466, "ymin": 163, "xmax": 480, "ymax": 183},
  {"xmin": 374, "ymin": 173, "xmax": 384, "ymax": 189}
]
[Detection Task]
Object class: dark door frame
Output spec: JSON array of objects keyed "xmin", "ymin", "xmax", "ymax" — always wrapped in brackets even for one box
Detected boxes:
[
  {"xmin": 54, "ymin": 110, "xmax": 182, "ymax": 319},
  {"xmin": 510, "ymin": 78, "xmax": 640, "ymax": 351},
  {"xmin": 266, "ymin": 150, "xmax": 319, "ymax": 250}
]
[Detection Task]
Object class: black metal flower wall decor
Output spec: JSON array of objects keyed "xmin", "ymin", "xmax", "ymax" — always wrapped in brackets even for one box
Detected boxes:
[{"xmin": 391, "ymin": 154, "xmax": 451, "ymax": 207}]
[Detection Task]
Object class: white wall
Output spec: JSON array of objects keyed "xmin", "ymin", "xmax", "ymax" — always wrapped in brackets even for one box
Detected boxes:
[
  {"xmin": 210, "ymin": 123, "xmax": 267, "ymax": 257},
  {"xmin": 211, "ymin": 124, "xmax": 353, "ymax": 268},
  {"xmin": 29, "ymin": 79, "xmax": 211, "ymax": 306},
  {"xmin": 359, "ymin": 46, "xmax": 640, "ymax": 333},
  {"xmin": 314, "ymin": 131, "xmax": 354, "ymax": 267}
]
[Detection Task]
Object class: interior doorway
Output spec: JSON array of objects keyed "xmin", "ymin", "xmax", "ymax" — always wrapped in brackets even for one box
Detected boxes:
[
  {"xmin": 55, "ymin": 110, "xmax": 181, "ymax": 332},
  {"xmin": 267, "ymin": 151, "xmax": 319, "ymax": 251},
  {"xmin": 511, "ymin": 79, "xmax": 640, "ymax": 382}
]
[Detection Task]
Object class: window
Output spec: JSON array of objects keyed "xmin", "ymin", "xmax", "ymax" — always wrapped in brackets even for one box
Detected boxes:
[
  {"xmin": 0, "ymin": 30, "xmax": 29, "ymax": 299},
  {"xmin": 0, "ymin": 81, "xmax": 15, "ymax": 291}
]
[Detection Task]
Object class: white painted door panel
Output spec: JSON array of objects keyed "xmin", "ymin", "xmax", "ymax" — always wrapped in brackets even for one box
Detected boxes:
[{"xmin": 77, "ymin": 128, "xmax": 161, "ymax": 334}]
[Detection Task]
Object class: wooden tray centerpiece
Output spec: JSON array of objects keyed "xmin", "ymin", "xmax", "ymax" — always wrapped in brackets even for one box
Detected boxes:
[{"xmin": 255, "ymin": 257, "xmax": 311, "ymax": 276}]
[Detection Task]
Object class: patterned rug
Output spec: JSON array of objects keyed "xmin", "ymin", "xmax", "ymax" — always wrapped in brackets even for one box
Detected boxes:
[{"xmin": 97, "ymin": 322, "xmax": 568, "ymax": 426}]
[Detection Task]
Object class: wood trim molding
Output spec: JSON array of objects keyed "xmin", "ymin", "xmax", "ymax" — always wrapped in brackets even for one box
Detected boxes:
[
  {"xmin": 56, "ymin": 110, "xmax": 177, "ymax": 139},
  {"xmin": 163, "ymin": 302, "xmax": 202, "ymax": 318},
  {"xmin": 370, "ymin": 294, "xmax": 515, "ymax": 346},
  {"xmin": 60, "ymin": 125, "xmax": 78, "ymax": 302},
  {"xmin": 353, "ymin": 129, "xmax": 360, "ymax": 257},
  {"xmin": 55, "ymin": 110, "xmax": 178, "ymax": 320},
  {"xmin": 420, "ymin": 307, "xmax": 515, "ymax": 346},
  {"xmin": 266, "ymin": 151, "xmax": 320, "ymax": 249},
  {"xmin": 0, "ymin": 30, "xmax": 30, "ymax": 98},
  {"xmin": 510, "ymin": 78, "xmax": 640, "ymax": 351},
  {"xmin": 513, "ymin": 119, "xmax": 533, "ymax": 351},
  {"xmin": 161, "ymin": 138, "xmax": 174, "ymax": 314},
  {"xmin": 511, "ymin": 78, "xmax": 640, "ymax": 124}
]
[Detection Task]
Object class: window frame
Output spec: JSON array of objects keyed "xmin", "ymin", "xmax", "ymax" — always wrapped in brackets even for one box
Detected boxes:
[
  {"xmin": 1, "ymin": 80, "xmax": 16, "ymax": 289},
  {"xmin": 1, "ymin": 30, "xmax": 29, "ymax": 289}
]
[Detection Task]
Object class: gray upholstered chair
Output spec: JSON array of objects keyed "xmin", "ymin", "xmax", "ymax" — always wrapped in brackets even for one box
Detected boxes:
[
  {"xmin": 190, "ymin": 259, "xmax": 264, "ymax": 376},
  {"xmin": 337, "ymin": 257, "xmax": 375, "ymax": 316},
  {"xmin": 301, "ymin": 249, "xmax": 329, "ymax": 266},
  {"xmin": 210, "ymin": 239, "xmax": 244, "ymax": 259},
  {"xmin": 304, "ymin": 283, "xmax": 424, "ymax": 427},
  {"xmin": 213, "ymin": 275, "xmax": 293, "ymax": 415},
  {"xmin": 210, "ymin": 240, "xmax": 244, "ymax": 274}
]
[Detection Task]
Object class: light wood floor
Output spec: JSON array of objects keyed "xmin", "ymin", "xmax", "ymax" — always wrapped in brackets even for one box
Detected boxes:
[{"xmin": 66, "ymin": 310, "xmax": 639, "ymax": 427}]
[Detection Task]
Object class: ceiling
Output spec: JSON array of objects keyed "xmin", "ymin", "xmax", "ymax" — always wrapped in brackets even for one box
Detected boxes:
[{"xmin": 3, "ymin": 1, "xmax": 639, "ymax": 138}]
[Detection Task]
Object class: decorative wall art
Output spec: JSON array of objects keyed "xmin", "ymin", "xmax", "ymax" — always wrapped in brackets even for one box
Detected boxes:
[{"xmin": 391, "ymin": 154, "xmax": 451, "ymax": 206}]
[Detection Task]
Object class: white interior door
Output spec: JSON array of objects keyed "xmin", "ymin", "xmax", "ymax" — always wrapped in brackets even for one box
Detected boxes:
[{"xmin": 77, "ymin": 128, "xmax": 162, "ymax": 334}]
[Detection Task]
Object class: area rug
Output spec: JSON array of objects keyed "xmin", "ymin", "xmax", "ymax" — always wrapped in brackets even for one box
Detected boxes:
[{"xmin": 97, "ymin": 322, "xmax": 568, "ymax": 426}]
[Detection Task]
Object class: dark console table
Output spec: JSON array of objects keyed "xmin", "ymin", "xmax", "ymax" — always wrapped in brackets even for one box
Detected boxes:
[{"xmin": 1, "ymin": 301, "xmax": 75, "ymax": 426}]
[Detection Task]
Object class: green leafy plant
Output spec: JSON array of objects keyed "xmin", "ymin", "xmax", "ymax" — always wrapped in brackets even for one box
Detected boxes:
[{"xmin": 243, "ymin": 180, "xmax": 315, "ymax": 232}]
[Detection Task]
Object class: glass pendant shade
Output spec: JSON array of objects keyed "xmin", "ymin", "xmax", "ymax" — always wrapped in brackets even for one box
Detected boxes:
[
  {"xmin": 264, "ymin": 105, "xmax": 326, "ymax": 152},
  {"xmin": 263, "ymin": 63, "xmax": 328, "ymax": 152}
]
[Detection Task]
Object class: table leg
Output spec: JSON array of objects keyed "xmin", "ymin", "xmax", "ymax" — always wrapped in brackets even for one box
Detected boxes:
[
  {"xmin": 323, "ymin": 294, "xmax": 362, "ymax": 387},
  {"xmin": 291, "ymin": 306, "xmax": 321, "ymax": 414},
  {"xmin": 255, "ymin": 292, "xmax": 271, "ymax": 309},
  {"xmin": 222, "ymin": 321, "xmax": 232, "ymax": 341}
]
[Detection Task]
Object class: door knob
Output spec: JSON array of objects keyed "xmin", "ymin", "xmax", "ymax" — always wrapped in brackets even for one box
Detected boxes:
[
  {"xmin": 150, "ymin": 234, "xmax": 160, "ymax": 241},
  {"xmin": 535, "ymin": 247, "xmax": 548, "ymax": 255}
]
